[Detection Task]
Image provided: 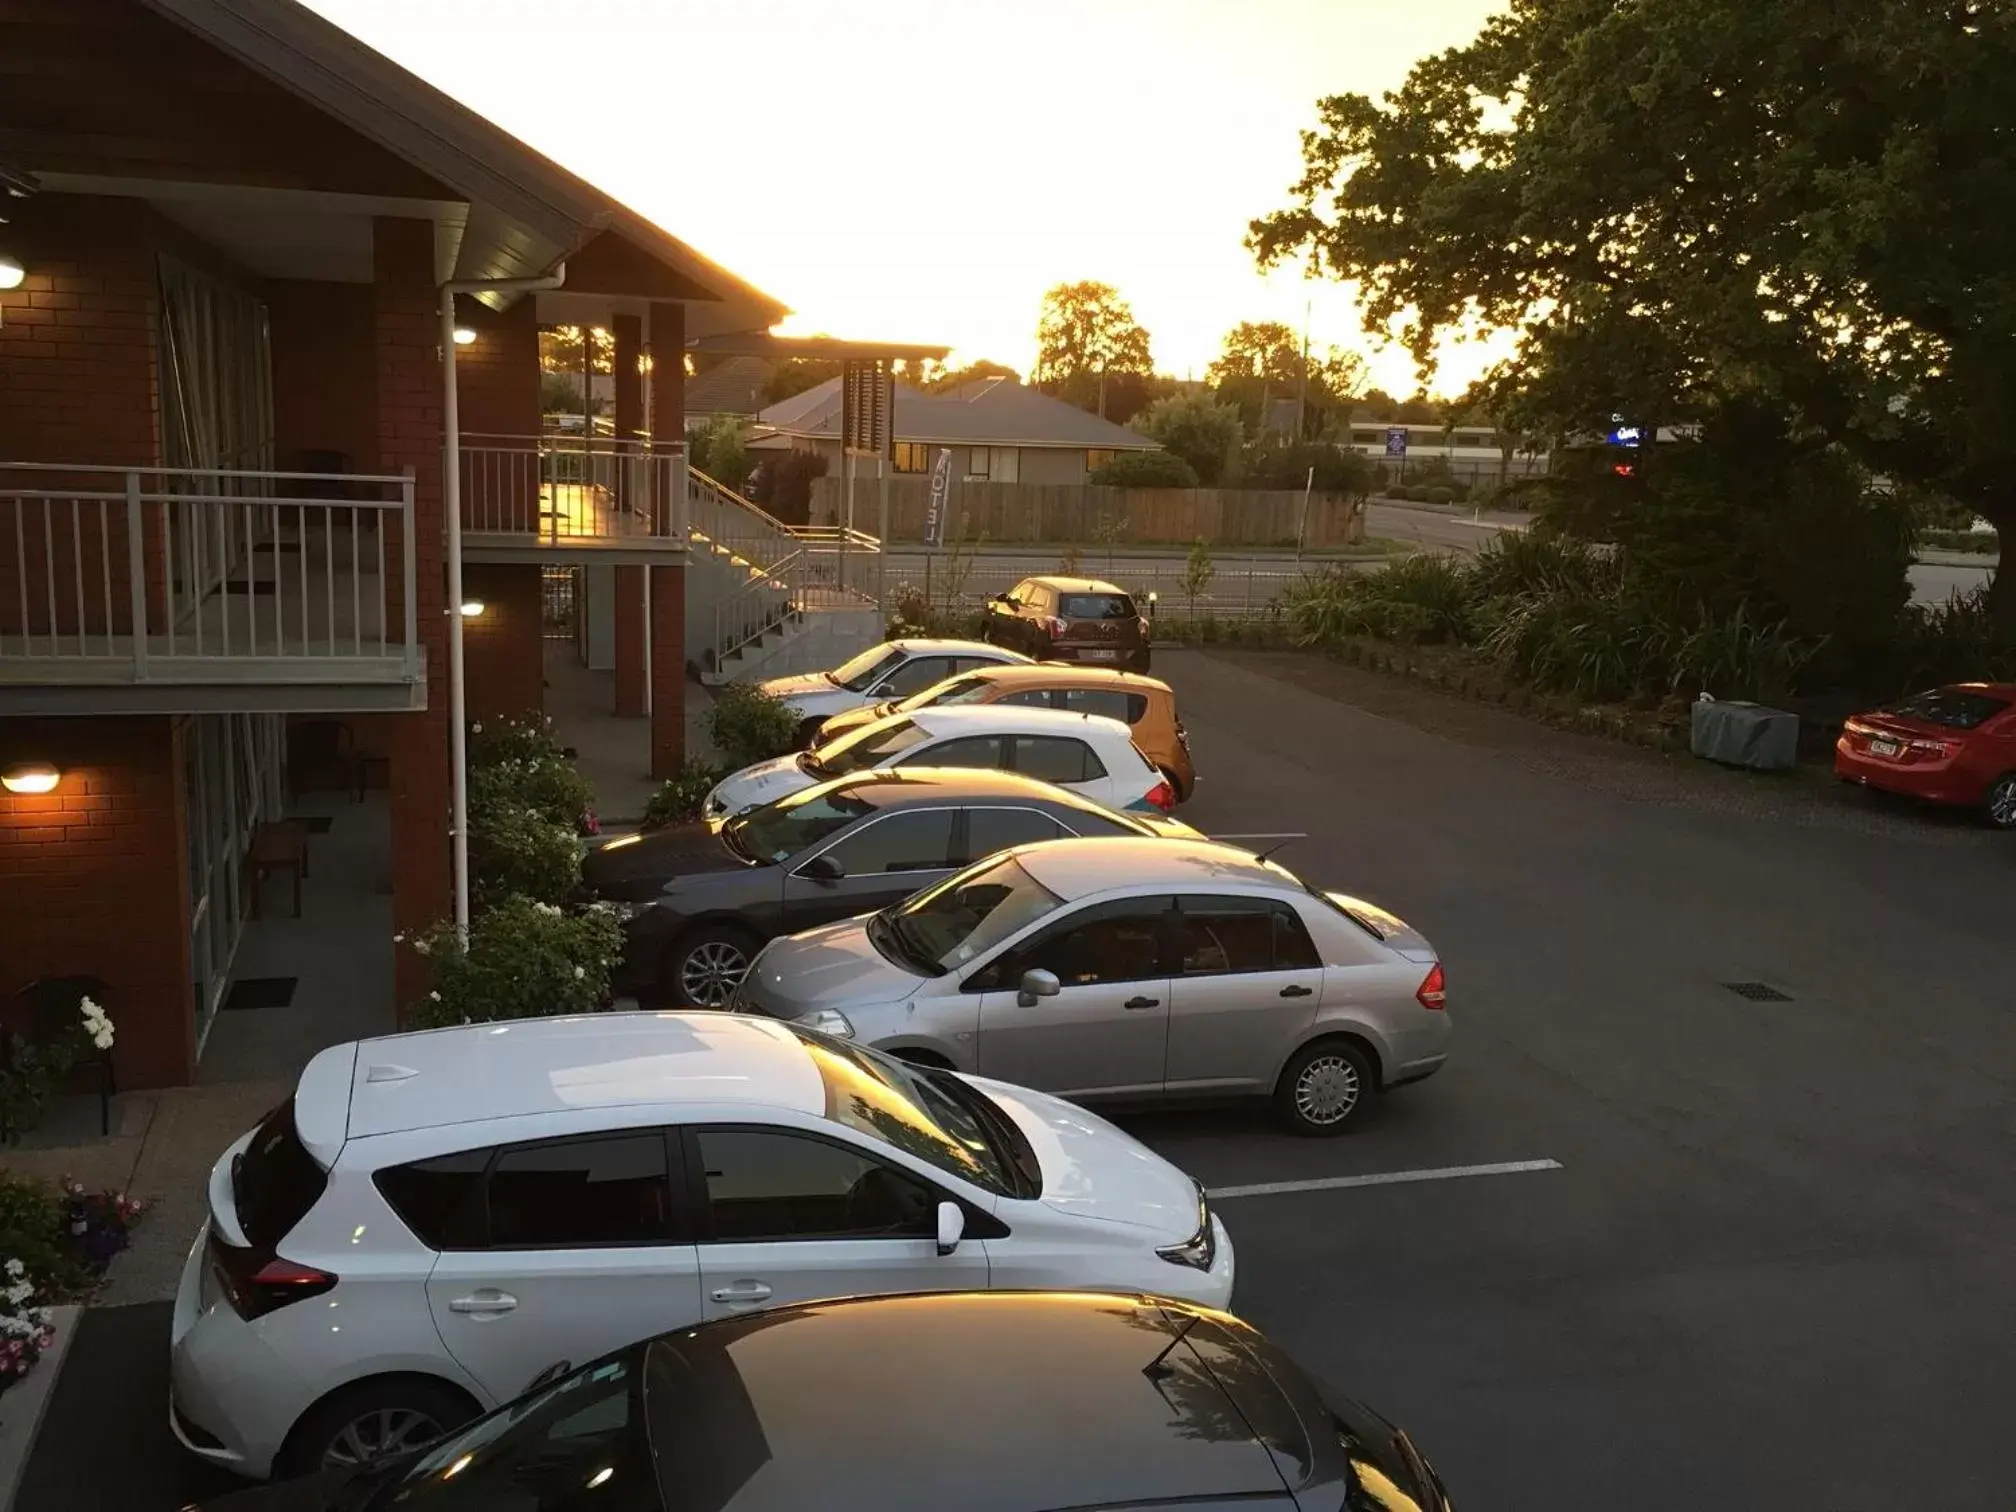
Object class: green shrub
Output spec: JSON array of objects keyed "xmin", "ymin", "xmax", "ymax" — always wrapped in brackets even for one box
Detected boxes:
[
  {"xmin": 468, "ymin": 804, "xmax": 582, "ymax": 910},
  {"xmin": 1241, "ymin": 441, "xmax": 1378, "ymax": 498},
  {"xmin": 1918, "ymin": 528, "xmax": 1999, "ymax": 555},
  {"xmin": 1283, "ymin": 553, "xmax": 1476, "ymax": 646},
  {"xmin": 1421, "ymin": 486, "xmax": 1457, "ymax": 506},
  {"xmin": 1465, "ymin": 533, "xmax": 1620, "ymax": 603},
  {"xmin": 1089, "ymin": 450, "xmax": 1201, "ymax": 488},
  {"xmin": 405, "ymin": 896, "xmax": 624, "ymax": 1029},
  {"xmin": 707, "ymin": 680, "xmax": 801, "ymax": 769},
  {"xmin": 1884, "ymin": 587, "xmax": 2016, "ymax": 691},
  {"xmin": 467, "ymin": 713, "xmax": 564, "ymax": 769},
  {"xmin": 1669, "ymin": 606, "xmax": 1824, "ymax": 703},
  {"xmin": 0, "ymin": 1173, "xmax": 90, "ymax": 1303},
  {"xmin": 469, "ymin": 755, "xmax": 594, "ymax": 833},
  {"xmin": 641, "ymin": 757, "xmax": 727, "ymax": 830}
]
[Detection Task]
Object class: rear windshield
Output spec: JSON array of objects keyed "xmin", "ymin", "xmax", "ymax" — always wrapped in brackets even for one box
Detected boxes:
[
  {"xmin": 1059, "ymin": 592, "xmax": 1136, "ymax": 620},
  {"xmin": 1884, "ymin": 688, "xmax": 2010, "ymax": 730},
  {"xmin": 234, "ymin": 1099, "xmax": 328, "ymax": 1248}
]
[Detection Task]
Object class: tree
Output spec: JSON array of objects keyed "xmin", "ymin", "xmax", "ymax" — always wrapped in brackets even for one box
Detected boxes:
[
  {"xmin": 1208, "ymin": 322, "xmax": 1369, "ymax": 438},
  {"xmin": 1251, "ymin": 0, "xmax": 2016, "ymax": 626},
  {"xmin": 1131, "ymin": 393, "xmax": 1243, "ymax": 486},
  {"xmin": 1032, "ymin": 281, "xmax": 1154, "ymax": 419},
  {"xmin": 687, "ymin": 414, "xmax": 751, "ymax": 491},
  {"xmin": 926, "ymin": 359, "xmax": 1022, "ymax": 392},
  {"xmin": 538, "ymin": 325, "xmax": 612, "ymax": 377},
  {"xmin": 763, "ymin": 357, "xmax": 844, "ymax": 405}
]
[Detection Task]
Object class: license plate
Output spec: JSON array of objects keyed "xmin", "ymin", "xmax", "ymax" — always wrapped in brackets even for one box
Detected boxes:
[
  {"xmin": 1081, "ymin": 649, "xmax": 1118, "ymax": 661},
  {"xmin": 1869, "ymin": 738, "xmax": 1901, "ymax": 756}
]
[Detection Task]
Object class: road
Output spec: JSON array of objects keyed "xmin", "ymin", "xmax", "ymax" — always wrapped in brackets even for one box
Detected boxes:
[{"xmin": 19, "ymin": 647, "xmax": 2016, "ymax": 1510}]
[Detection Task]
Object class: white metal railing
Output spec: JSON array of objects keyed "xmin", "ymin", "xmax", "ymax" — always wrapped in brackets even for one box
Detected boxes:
[
  {"xmin": 460, "ymin": 433, "xmax": 685, "ymax": 545},
  {"xmin": 0, "ymin": 461, "xmax": 418, "ymax": 676}
]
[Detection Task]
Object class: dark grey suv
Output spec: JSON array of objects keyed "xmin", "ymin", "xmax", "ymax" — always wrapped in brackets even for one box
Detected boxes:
[{"xmin": 582, "ymin": 767, "xmax": 1201, "ymax": 1007}]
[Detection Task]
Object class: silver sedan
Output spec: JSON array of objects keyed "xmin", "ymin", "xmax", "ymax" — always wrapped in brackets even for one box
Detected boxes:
[{"xmin": 732, "ymin": 836, "xmax": 1451, "ymax": 1134}]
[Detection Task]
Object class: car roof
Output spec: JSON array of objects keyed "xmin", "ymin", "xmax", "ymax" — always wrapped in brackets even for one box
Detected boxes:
[
  {"xmin": 819, "ymin": 767, "xmax": 1141, "ymax": 815},
  {"xmin": 1012, "ymin": 836, "xmax": 1295, "ymax": 902},
  {"xmin": 954, "ymin": 662, "xmax": 1171, "ymax": 694},
  {"xmin": 907, "ymin": 703, "xmax": 1132, "ymax": 741},
  {"xmin": 1019, "ymin": 574, "xmax": 1128, "ymax": 594},
  {"xmin": 316, "ymin": 1012, "xmax": 824, "ymax": 1142},
  {"xmin": 889, "ymin": 637, "xmax": 1025, "ymax": 659},
  {"xmin": 638, "ymin": 1292, "xmax": 1294, "ymax": 1512}
]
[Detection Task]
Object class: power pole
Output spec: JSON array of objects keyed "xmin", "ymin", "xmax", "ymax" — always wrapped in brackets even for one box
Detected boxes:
[{"xmin": 1297, "ymin": 295, "xmax": 1312, "ymax": 441}]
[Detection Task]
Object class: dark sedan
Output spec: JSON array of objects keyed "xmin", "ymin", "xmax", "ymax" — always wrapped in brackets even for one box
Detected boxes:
[
  {"xmin": 195, "ymin": 1289, "xmax": 1451, "ymax": 1512},
  {"xmin": 582, "ymin": 767, "xmax": 1201, "ymax": 1007}
]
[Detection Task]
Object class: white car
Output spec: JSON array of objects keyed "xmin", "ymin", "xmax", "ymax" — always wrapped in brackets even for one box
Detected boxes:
[
  {"xmin": 702, "ymin": 704, "xmax": 1176, "ymax": 827},
  {"xmin": 169, "ymin": 1012, "xmax": 1233, "ymax": 1480},
  {"xmin": 759, "ymin": 639, "xmax": 1030, "ymax": 740}
]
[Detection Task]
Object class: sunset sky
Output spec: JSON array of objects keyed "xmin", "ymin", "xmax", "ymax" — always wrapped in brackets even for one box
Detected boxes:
[{"xmin": 307, "ymin": 0, "xmax": 1505, "ymax": 395}]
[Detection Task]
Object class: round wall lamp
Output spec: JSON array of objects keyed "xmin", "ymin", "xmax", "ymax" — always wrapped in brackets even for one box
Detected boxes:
[
  {"xmin": 0, "ymin": 254, "xmax": 25, "ymax": 292},
  {"xmin": 452, "ymin": 326, "xmax": 478, "ymax": 346},
  {"xmin": 1, "ymin": 761, "xmax": 62, "ymax": 795},
  {"xmin": 458, "ymin": 600, "xmax": 486, "ymax": 618}
]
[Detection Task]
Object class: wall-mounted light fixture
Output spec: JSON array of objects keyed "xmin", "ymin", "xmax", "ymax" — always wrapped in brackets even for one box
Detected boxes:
[
  {"xmin": 0, "ymin": 254, "xmax": 24, "ymax": 292},
  {"xmin": 458, "ymin": 600, "xmax": 486, "ymax": 618},
  {"xmin": 1, "ymin": 761, "xmax": 61, "ymax": 795},
  {"xmin": 452, "ymin": 326, "xmax": 477, "ymax": 346}
]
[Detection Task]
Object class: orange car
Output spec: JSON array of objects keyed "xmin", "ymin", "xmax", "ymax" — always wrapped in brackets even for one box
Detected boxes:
[{"xmin": 814, "ymin": 662, "xmax": 1197, "ymax": 801}]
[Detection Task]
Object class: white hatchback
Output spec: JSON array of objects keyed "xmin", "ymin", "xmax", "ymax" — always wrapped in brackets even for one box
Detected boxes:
[
  {"xmin": 702, "ymin": 704, "xmax": 1175, "ymax": 827},
  {"xmin": 758, "ymin": 638, "xmax": 1030, "ymax": 740},
  {"xmin": 169, "ymin": 1012, "xmax": 1232, "ymax": 1481}
]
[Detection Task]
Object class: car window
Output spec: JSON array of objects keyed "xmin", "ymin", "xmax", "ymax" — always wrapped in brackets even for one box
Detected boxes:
[
  {"xmin": 1059, "ymin": 592, "xmax": 1136, "ymax": 619},
  {"xmin": 375, "ymin": 1147, "xmax": 490, "ymax": 1250},
  {"xmin": 234, "ymin": 1099, "xmax": 329, "ymax": 1249},
  {"xmin": 1274, "ymin": 904, "xmax": 1323, "ymax": 970},
  {"xmin": 999, "ymin": 688, "xmax": 1056, "ymax": 709},
  {"xmin": 1013, "ymin": 734, "xmax": 1105, "ymax": 784},
  {"xmin": 914, "ymin": 673, "xmax": 992, "ymax": 709},
  {"xmin": 695, "ymin": 1129, "xmax": 935, "ymax": 1241},
  {"xmin": 976, "ymin": 896, "xmax": 1173, "ymax": 990},
  {"xmin": 899, "ymin": 734, "xmax": 1003, "ymax": 770},
  {"xmin": 812, "ymin": 717, "xmax": 932, "ymax": 776},
  {"xmin": 878, "ymin": 655, "xmax": 954, "ymax": 698},
  {"xmin": 950, "ymin": 656, "xmax": 997, "ymax": 675},
  {"xmin": 728, "ymin": 787, "xmax": 874, "ymax": 864},
  {"xmin": 881, "ymin": 854, "xmax": 1064, "ymax": 972},
  {"xmin": 1060, "ymin": 808, "xmax": 1139, "ymax": 839},
  {"xmin": 486, "ymin": 1134, "xmax": 675, "ymax": 1249},
  {"xmin": 1883, "ymin": 688, "xmax": 2011, "ymax": 729},
  {"xmin": 819, "ymin": 810, "xmax": 958, "ymax": 875},
  {"xmin": 1180, "ymin": 898, "xmax": 1277, "ymax": 975},
  {"xmin": 1059, "ymin": 688, "xmax": 1147, "ymax": 723},
  {"xmin": 829, "ymin": 643, "xmax": 906, "ymax": 692},
  {"xmin": 965, "ymin": 806, "xmax": 1072, "ymax": 862}
]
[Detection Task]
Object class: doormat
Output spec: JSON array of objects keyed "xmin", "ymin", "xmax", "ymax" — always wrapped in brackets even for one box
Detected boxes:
[{"xmin": 223, "ymin": 976, "xmax": 298, "ymax": 1012}]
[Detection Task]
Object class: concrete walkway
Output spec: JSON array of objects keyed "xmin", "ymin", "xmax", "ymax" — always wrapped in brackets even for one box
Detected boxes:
[{"xmin": 543, "ymin": 637, "xmax": 716, "ymax": 824}]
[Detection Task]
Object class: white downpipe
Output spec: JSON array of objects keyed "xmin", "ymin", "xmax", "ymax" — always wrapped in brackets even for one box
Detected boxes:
[
  {"xmin": 440, "ymin": 266, "xmax": 566, "ymax": 940},
  {"xmin": 642, "ymin": 565, "xmax": 653, "ymax": 718}
]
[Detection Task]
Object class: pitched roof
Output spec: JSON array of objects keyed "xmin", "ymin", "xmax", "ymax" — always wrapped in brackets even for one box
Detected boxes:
[
  {"xmin": 685, "ymin": 355, "xmax": 776, "ymax": 417},
  {"xmin": 755, "ymin": 378, "xmax": 1160, "ymax": 451}
]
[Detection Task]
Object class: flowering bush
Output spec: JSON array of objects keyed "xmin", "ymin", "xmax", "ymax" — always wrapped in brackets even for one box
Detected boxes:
[
  {"xmin": 0, "ymin": 1259, "xmax": 56, "ymax": 1394},
  {"xmin": 0, "ymin": 996, "xmax": 117, "ymax": 1144},
  {"xmin": 403, "ymin": 896, "xmax": 625, "ymax": 1029},
  {"xmin": 468, "ymin": 803, "xmax": 584, "ymax": 910},
  {"xmin": 640, "ymin": 757, "xmax": 726, "ymax": 831},
  {"xmin": 467, "ymin": 712, "xmax": 565, "ymax": 769},
  {"xmin": 706, "ymin": 681, "xmax": 802, "ymax": 769},
  {"xmin": 469, "ymin": 755, "xmax": 596, "ymax": 836}
]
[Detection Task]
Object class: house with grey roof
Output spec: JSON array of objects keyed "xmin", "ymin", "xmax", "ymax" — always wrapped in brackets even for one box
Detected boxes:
[{"xmin": 750, "ymin": 375, "xmax": 1162, "ymax": 485}]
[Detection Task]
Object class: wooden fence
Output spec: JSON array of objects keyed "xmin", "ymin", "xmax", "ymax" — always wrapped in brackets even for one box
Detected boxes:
[{"xmin": 809, "ymin": 478, "xmax": 1366, "ymax": 549}]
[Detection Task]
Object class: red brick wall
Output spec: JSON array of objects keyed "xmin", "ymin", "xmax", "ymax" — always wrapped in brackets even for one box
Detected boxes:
[
  {"xmin": 650, "ymin": 564, "xmax": 687, "ymax": 777},
  {"xmin": 0, "ymin": 717, "xmax": 195, "ymax": 1089},
  {"xmin": 462, "ymin": 563, "xmax": 544, "ymax": 724},
  {"xmin": 269, "ymin": 280, "xmax": 377, "ymax": 475}
]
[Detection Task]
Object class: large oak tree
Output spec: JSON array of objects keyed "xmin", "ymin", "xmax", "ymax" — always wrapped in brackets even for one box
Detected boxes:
[{"xmin": 1252, "ymin": 0, "xmax": 2015, "ymax": 623}]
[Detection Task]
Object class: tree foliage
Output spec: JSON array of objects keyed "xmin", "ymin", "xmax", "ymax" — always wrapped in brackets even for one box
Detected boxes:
[
  {"xmin": 763, "ymin": 357, "xmax": 844, "ymax": 405},
  {"xmin": 927, "ymin": 358, "xmax": 1023, "ymax": 392},
  {"xmin": 1090, "ymin": 450, "xmax": 1200, "ymax": 488},
  {"xmin": 1253, "ymin": 0, "xmax": 2016, "ymax": 624},
  {"xmin": 1033, "ymin": 281, "xmax": 1155, "ymax": 418},
  {"xmin": 1131, "ymin": 393, "xmax": 1243, "ymax": 486},
  {"xmin": 1207, "ymin": 322, "xmax": 1368, "ymax": 438},
  {"xmin": 539, "ymin": 325, "xmax": 612, "ymax": 376}
]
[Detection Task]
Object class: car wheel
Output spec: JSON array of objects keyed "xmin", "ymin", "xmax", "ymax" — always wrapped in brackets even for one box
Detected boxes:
[
  {"xmin": 668, "ymin": 925, "xmax": 760, "ymax": 1008},
  {"xmin": 1987, "ymin": 772, "xmax": 2016, "ymax": 830},
  {"xmin": 1275, "ymin": 1039, "xmax": 1374, "ymax": 1137},
  {"xmin": 278, "ymin": 1376, "xmax": 478, "ymax": 1480}
]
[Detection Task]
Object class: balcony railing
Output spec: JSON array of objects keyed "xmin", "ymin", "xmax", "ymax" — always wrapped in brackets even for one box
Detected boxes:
[
  {"xmin": 0, "ymin": 461, "xmax": 419, "ymax": 692},
  {"xmin": 459, "ymin": 433, "xmax": 685, "ymax": 549}
]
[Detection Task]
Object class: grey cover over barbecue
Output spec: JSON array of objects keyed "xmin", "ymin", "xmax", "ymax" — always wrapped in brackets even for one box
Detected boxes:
[{"xmin": 1690, "ymin": 699, "xmax": 1799, "ymax": 771}]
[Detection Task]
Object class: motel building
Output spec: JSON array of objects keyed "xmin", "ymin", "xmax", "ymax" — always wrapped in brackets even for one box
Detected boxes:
[{"xmin": 0, "ymin": 0, "xmax": 868, "ymax": 1090}]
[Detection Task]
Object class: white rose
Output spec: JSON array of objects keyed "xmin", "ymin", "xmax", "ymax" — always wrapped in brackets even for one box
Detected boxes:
[{"xmin": 573, "ymin": 966, "xmax": 585, "ymax": 980}]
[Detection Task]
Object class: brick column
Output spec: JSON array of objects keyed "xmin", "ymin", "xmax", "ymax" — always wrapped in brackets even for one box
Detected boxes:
[
  {"xmin": 374, "ymin": 216, "xmax": 451, "ymax": 1010},
  {"xmin": 648, "ymin": 302, "xmax": 688, "ymax": 773},
  {"xmin": 611, "ymin": 314, "xmax": 648, "ymax": 718}
]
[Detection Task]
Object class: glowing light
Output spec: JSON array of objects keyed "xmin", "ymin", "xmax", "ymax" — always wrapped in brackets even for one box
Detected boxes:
[
  {"xmin": 0, "ymin": 255, "xmax": 24, "ymax": 291},
  {"xmin": 459, "ymin": 600, "xmax": 486, "ymax": 617},
  {"xmin": 587, "ymin": 1467, "xmax": 614, "ymax": 1489},
  {"xmin": 1, "ymin": 763, "xmax": 60, "ymax": 795},
  {"xmin": 452, "ymin": 326, "xmax": 478, "ymax": 345},
  {"xmin": 599, "ymin": 833, "xmax": 642, "ymax": 850},
  {"xmin": 443, "ymin": 1454, "xmax": 475, "ymax": 1480}
]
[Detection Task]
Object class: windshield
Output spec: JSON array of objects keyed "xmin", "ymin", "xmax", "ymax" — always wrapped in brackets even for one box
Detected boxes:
[
  {"xmin": 828, "ymin": 643, "xmax": 906, "ymax": 691},
  {"xmin": 789, "ymin": 1027, "xmax": 1017, "ymax": 1196},
  {"xmin": 809, "ymin": 717, "xmax": 930, "ymax": 777},
  {"xmin": 725, "ymin": 786, "xmax": 873, "ymax": 863},
  {"xmin": 1883, "ymin": 688, "xmax": 2010, "ymax": 730},
  {"xmin": 879, "ymin": 853, "xmax": 1063, "ymax": 973},
  {"xmin": 902, "ymin": 672, "xmax": 993, "ymax": 712},
  {"xmin": 370, "ymin": 1356, "xmax": 644, "ymax": 1510}
]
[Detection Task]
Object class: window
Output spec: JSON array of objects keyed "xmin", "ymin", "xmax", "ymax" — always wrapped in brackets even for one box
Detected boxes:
[
  {"xmin": 966, "ymin": 447, "xmax": 993, "ymax": 480},
  {"xmin": 695, "ymin": 1130, "xmax": 935, "ymax": 1241},
  {"xmin": 893, "ymin": 442, "xmax": 934, "ymax": 473},
  {"xmin": 975, "ymin": 897, "xmax": 1172, "ymax": 990},
  {"xmin": 1057, "ymin": 688, "xmax": 1147, "ymax": 723},
  {"xmin": 1058, "ymin": 592, "xmax": 1136, "ymax": 620},
  {"xmin": 1274, "ymin": 905, "xmax": 1322, "ymax": 970},
  {"xmin": 234, "ymin": 1100, "xmax": 329, "ymax": 1249},
  {"xmin": 999, "ymin": 688, "xmax": 1054, "ymax": 710},
  {"xmin": 819, "ymin": 810, "xmax": 958, "ymax": 875},
  {"xmin": 964, "ymin": 807, "xmax": 1071, "ymax": 861},
  {"xmin": 486, "ymin": 1134, "xmax": 674, "ymax": 1249},
  {"xmin": 1178, "ymin": 897, "xmax": 1322, "ymax": 975},
  {"xmin": 948, "ymin": 656, "xmax": 997, "ymax": 675},
  {"xmin": 829, "ymin": 643, "xmax": 907, "ymax": 692},
  {"xmin": 1086, "ymin": 448, "xmax": 1116, "ymax": 473},
  {"xmin": 877, "ymin": 854, "xmax": 1064, "ymax": 972},
  {"xmin": 812, "ymin": 718, "xmax": 932, "ymax": 777},
  {"xmin": 790, "ymin": 1029, "xmax": 1017, "ymax": 1193},
  {"xmin": 729, "ymin": 788, "xmax": 873, "ymax": 864},
  {"xmin": 899, "ymin": 734, "xmax": 1003, "ymax": 770},
  {"xmin": 376, "ymin": 1147, "xmax": 490, "ymax": 1250},
  {"xmin": 1012, "ymin": 735, "xmax": 1105, "ymax": 785},
  {"xmin": 907, "ymin": 673, "xmax": 991, "ymax": 710},
  {"xmin": 1883, "ymin": 688, "xmax": 2011, "ymax": 730},
  {"xmin": 878, "ymin": 655, "xmax": 955, "ymax": 698}
]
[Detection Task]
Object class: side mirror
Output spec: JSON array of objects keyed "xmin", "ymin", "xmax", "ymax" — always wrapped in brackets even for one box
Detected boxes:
[
  {"xmin": 797, "ymin": 853, "xmax": 844, "ymax": 883},
  {"xmin": 1016, "ymin": 968, "xmax": 1061, "ymax": 1007},
  {"xmin": 935, "ymin": 1200, "xmax": 965, "ymax": 1257}
]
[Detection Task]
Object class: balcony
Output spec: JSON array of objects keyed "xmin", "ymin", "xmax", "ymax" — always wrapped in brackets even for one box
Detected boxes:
[
  {"xmin": 458, "ymin": 434, "xmax": 688, "ymax": 563},
  {"xmin": 0, "ymin": 462, "xmax": 424, "ymax": 714}
]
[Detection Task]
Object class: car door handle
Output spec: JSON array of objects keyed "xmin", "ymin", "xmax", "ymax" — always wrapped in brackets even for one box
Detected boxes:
[
  {"xmin": 1123, "ymin": 996, "xmax": 1160, "ymax": 1010},
  {"xmin": 710, "ymin": 1281, "xmax": 774, "ymax": 1304},
  {"xmin": 448, "ymin": 1291, "xmax": 518, "ymax": 1315},
  {"xmin": 1279, "ymin": 985, "xmax": 1314, "ymax": 998}
]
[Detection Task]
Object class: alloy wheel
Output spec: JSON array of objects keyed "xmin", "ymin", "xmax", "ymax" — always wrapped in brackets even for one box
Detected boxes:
[
  {"xmin": 322, "ymin": 1407, "xmax": 447, "ymax": 1470},
  {"xmin": 1990, "ymin": 775, "xmax": 2016, "ymax": 829},
  {"xmin": 1293, "ymin": 1054, "xmax": 1362, "ymax": 1127},
  {"xmin": 680, "ymin": 939, "xmax": 750, "ymax": 1007}
]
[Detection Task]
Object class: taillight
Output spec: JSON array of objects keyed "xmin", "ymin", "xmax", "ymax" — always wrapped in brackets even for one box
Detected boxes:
[
  {"xmin": 1416, "ymin": 963, "xmax": 1446, "ymax": 1011},
  {"xmin": 1044, "ymin": 615, "xmax": 1068, "ymax": 639},
  {"xmin": 211, "ymin": 1231, "xmax": 336, "ymax": 1320},
  {"xmin": 1143, "ymin": 779, "xmax": 1175, "ymax": 812}
]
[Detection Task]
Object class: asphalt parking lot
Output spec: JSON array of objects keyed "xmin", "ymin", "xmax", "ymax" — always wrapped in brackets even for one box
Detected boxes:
[{"xmin": 22, "ymin": 647, "xmax": 2016, "ymax": 1510}]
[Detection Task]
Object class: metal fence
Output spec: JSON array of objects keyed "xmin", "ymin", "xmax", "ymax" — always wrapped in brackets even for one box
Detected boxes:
[{"xmin": 881, "ymin": 551, "xmax": 1362, "ymax": 623}]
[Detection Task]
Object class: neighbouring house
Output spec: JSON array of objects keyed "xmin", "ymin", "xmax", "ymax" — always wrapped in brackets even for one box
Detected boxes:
[
  {"xmin": 750, "ymin": 376, "xmax": 1163, "ymax": 485},
  {"xmin": 684, "ymin": 354, "xmax": 776, "ymax": 431},
  {"xmin": 0, "ymin": 0, "xmax": 845, "ymax": 1090}
]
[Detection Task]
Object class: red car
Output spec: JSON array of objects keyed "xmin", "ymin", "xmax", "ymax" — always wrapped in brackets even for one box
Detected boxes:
[{"xmin": 1835, "ymin": 683, "xmax": 2016, "ymax": 829}]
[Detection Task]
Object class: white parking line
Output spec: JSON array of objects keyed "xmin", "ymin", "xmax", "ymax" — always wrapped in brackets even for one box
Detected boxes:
[{"xmin": 1207, "ymin": 1159, "xmax": 1563, "ymax": 1201}]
